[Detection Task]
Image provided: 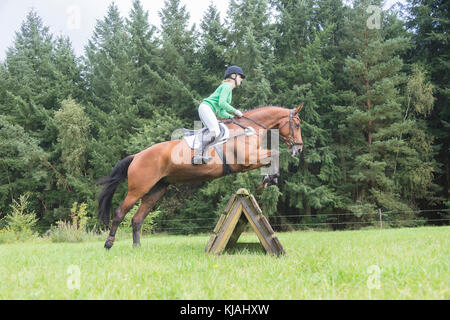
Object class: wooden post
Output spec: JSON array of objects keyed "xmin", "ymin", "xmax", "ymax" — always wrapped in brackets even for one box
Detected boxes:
[{"xmin": 379, "ymin": 208, "xmax": 383, "ymax": 229}]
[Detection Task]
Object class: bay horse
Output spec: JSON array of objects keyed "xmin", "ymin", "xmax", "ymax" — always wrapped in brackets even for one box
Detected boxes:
[{"xmin": 97, "ymin": 105, "xmax": 304, "ymax": 249}]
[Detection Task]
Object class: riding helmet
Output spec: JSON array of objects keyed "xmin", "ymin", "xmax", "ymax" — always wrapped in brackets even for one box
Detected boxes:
[{"xmin": 224, "ymin": 66, "xmax": 246, "ymax": 79}]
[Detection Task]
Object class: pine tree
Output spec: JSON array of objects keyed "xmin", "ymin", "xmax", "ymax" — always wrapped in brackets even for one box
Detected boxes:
[
  {"xmin": 1, "ymin": 10, "xmax": 83, "ymax": 222},
  {"xmin": 226, "ymin": 0, "xmax": 272, "ymax": 70},
  {"xmin": 0, "ymin": 62, "xmax": 10, "ymax": 118},
  {"xmin": 270, "ymin": 0, "xmax": 315, "ymax": 61},
  {"xmin": 52, "ymin": 36, "xmax": 84, "ymax": 102},
  {"xmin": 84, "ymin": 2, "xmax": 133, "ymax": 114},
  {"xmin": 404, "ymin": 0, "xmax": 450, "ymax": 205},
  {"xmin": 159, "ymin": 0, "xmax": 196, "ymax": 80},
  {"xmin": 159, "ymin": 0, "xmax": 196, "ymax": 59},
  {"xmin": 4, "ymin": 10, "xmax": 58, "ymax": 148},
  {"xmin": 157, "ymin": 0, "xmax": 199, "ymax": 119},
  {"xmin": 270, "ymin": 0, "xmax": 344, "ymax": 226},
  {"xmin": 5, "ymin": 10, "xmax": 54, "ymax": 105},
  {"xmin": 126, "ymin": 0, "xmax": 164, "ymax": 116},
  {"xmin": 227, "ymin": 0, "xmax": 272, "ymax": 52},
  {"xmin": 3, "ymin": 10, "xmax": 83, "ymax": 153},
  {"xmin": 84, "ymin": 3, "xmax": 140, "ymax": 176},
  {"xmin": 197, "ymin": 3, "xmax": 228, "ymax": 97},
  {"xmin": 335, "ymin": 0, "xmax": 438, "ymax": 223},
  {"xmin": 225, "ymin": 0, "xmax": 274, "ymax": 109}
]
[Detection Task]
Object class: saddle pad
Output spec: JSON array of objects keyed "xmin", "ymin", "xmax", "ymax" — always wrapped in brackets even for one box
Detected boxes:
[{"xmin": 184, "ymin": 123, "xmax": 229, "ymax": 150}]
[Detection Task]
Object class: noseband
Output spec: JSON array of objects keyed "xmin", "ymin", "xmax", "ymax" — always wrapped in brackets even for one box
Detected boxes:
[{"xmin": 279, "ymin": 110, "xmax": 303, "ymax": 148}]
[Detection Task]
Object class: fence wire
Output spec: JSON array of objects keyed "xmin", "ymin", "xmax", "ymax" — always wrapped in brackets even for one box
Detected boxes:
[
  {"xmin": 152, "ymin": 216, "xmax": 450, "ymax": 233},
  {"xmin": 152, "ymin": 208, "xmax": 450, "ymax": 225}
]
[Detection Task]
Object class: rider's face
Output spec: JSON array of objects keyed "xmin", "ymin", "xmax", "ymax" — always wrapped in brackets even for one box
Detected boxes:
[{"xmin": 235, "ymin": 74, "xmax": 244, "ymax": 87}]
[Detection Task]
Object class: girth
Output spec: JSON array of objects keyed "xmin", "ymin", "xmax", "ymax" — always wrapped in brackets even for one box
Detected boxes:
[{"xmin": 214, "ymin": 144, "xmax": 234, "ymax": 176}]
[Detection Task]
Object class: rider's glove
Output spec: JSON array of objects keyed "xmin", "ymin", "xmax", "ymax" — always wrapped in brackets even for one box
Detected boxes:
[{"xmin": 235, "ymin": 110, "xmax": 243, "ymax": 118}]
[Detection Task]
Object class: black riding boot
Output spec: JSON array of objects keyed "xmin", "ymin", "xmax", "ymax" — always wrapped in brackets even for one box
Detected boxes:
[{"xmin": 192, "ymin": 131, "xmax": 216, "ymax": 165}]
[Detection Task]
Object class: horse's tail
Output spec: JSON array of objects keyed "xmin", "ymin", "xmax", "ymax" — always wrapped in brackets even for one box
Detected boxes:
[{"xmin": 96, "ymin": 156, "xmax": 134, "ymax": 226}]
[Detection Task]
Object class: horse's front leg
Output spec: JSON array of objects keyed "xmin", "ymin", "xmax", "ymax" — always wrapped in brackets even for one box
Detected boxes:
[
  {"xmin": 256, "ymin": 148, "xmax": 280, "ymax": 188},
  {"xmin": 235, "ymin": 147, "xmax": 280, "ymax": 187}
]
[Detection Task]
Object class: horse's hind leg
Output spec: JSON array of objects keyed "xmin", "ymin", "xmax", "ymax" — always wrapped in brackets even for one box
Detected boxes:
[
  {"xmin": 104, "ymin": 193, "xmax": 140, "ymax": 249},
  {"xmin": 132, "ymin": 180, "xmax": 169, "ymax": 248}
]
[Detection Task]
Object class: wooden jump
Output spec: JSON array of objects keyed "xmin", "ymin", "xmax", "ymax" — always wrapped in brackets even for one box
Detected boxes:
[{"xmin": 205, "ymin": 188, "xmax": 285, "ymax": 257}]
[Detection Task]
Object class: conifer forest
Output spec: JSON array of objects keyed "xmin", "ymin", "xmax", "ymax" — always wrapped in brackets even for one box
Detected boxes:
[{"xmin": 0, "ymin": 0, "xmax": 448, "ymax": 234}]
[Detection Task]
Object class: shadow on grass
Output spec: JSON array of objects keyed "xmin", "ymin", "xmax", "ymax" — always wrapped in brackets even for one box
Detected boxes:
[{"xmin": 224, "ymin": 242, "xmax": 267, "ymax": 255}]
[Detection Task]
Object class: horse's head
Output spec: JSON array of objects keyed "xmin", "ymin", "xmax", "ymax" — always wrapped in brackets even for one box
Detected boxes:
[{"xmin": 279, "ymin": 104, "xmax": 304, "ymax": 157}]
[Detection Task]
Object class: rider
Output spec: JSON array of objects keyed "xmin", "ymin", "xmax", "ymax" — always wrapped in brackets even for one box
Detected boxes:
[{"xmin": 192, "ymin": 65, "xmax": 245, "ymax": 164}]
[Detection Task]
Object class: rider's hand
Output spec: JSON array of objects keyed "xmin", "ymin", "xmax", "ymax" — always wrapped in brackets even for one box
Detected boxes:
[{"xmin": 235, "ymin": 110, "xmax": 243, "ymax": 118}]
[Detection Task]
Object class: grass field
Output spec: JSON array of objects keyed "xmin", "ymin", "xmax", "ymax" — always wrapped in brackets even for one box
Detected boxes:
[{"xmin": 0, "ymin": 226, "xmax": 448, "ymax": 299}]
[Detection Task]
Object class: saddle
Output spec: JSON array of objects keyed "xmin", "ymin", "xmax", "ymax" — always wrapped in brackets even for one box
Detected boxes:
[
  {"xmin": 182, "ymin": 121, "xmax": 255, "ymax": 171},
  {"xmin": 183, "ymin": 122, "xmax": 233, "ymax": 170},
  {"xmin": 183, "ymin": 122, "xmax": 229, "ymax": 150}
]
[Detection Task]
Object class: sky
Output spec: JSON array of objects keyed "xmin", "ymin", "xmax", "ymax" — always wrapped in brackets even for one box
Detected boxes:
[
  {"xmin": 0, "ymin": 0, "xmax": 231, "ymax": 60},
  {"xmin": 0, "ymin": 0, "xmax": 404, "ymax": 61}
]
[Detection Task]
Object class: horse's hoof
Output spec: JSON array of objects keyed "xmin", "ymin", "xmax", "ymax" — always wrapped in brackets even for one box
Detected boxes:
[{"xmin": 104, "ymin": 241, "xmax": 113, "ymax": 250}]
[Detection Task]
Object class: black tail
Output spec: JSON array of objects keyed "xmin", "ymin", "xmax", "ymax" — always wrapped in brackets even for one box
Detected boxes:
[{"xmin": 96, "ymin": 156, "xmax": 134, "ymax": 226}]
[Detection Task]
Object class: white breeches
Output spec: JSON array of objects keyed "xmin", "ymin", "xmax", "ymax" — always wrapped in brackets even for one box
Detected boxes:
[{"xmin": 198, "ymin": 103, "xmax": 220, "ymax": 139}]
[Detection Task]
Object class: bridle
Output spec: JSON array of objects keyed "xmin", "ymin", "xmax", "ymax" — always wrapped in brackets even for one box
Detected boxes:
[{"xmin": 279, "ymin": 109, "xmax": 303, "ymax": 149}]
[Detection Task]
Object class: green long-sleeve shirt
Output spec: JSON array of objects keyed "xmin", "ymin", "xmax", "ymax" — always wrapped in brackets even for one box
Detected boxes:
[{"xmin": 202, "ymin": 82, "xmax": 238, "ymax": 119}]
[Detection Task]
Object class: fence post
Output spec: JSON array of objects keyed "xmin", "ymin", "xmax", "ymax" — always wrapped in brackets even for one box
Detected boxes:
[{"xmin": 379, "ymin": 208, "xmax": 383, "ymax": 229}]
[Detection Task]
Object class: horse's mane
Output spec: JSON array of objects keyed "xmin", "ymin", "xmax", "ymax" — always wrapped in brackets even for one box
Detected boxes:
[{"xmin": 245, "ymin": 105, "xmax": 287, "ymax": 113}]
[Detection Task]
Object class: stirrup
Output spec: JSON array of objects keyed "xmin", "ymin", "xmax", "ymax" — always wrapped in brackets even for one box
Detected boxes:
[{"xmin": 192, "ymin": 154, "xmax": 212, "ymax": 165}]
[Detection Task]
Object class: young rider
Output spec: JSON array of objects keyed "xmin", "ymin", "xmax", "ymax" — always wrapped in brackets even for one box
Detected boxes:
[{"xmin": 192, "ymin": 65, "xmax": 245, "ymax": 164}]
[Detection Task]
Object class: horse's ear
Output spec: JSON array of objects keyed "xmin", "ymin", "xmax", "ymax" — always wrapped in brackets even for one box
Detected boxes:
[{"xmin": 295, "ymin": 104, "xmax": 303, "ymax": 114}]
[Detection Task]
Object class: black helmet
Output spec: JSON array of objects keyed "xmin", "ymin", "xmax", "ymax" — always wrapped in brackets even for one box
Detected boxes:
[{"xmin": 224, "ymin": 66, "xmax": 245, "ymax": 79}]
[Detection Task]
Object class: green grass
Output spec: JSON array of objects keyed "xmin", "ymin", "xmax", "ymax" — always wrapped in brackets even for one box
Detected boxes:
[{"xmin": 0, "ymin": 226, "xmax": 448, "ymax": 299}]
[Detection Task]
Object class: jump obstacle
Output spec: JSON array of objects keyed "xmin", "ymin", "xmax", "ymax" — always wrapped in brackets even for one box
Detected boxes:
[{"xmin": 205, "ymin": 188, "xmax": 285, "ymax": 257}]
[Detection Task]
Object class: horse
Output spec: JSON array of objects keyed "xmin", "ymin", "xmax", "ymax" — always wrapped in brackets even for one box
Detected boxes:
[{"xmin": 96, "ymin": 105, "xmax": 304, "ymax": 249}]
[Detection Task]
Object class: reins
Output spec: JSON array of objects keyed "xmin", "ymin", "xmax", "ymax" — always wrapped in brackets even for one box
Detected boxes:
[
  {"xmin": 222, "ymin": 116, "xmax": 268, "ymax": 130},
  {"xmin": 221, "ymin": 109, "xmax": 303, "ymax": 148},
  {"xmin": 241, "ymin": 115, "xmax": 268, "ymax": 130}
]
